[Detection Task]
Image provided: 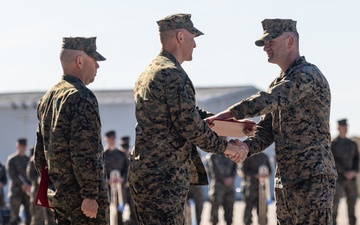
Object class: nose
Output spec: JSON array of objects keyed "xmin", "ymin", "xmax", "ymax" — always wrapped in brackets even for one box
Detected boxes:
[
  {"xmin": 95, "ymin": 61, "xmax": 99, "ymax": 69},
  {"xmin": 263, "ymin": 42, "xmax": 270, "ymax": 51}
]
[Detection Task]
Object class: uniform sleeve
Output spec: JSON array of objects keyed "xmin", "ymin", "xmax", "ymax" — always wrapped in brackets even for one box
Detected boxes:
[
  {"xmin": 353, "ymin": 142, "xmax": 359, "ymax": 172},
  {"xmin": 121, "ymin": 155, "xmax": 129, "ymax": 183},
  {"xmin": 196, "ymin": 106, "xmax": 214, "ymax": 119},
  {"xmin": 229, "ymin": 68, "xmax": 316, "ymax": 120},
  {"xmin": 331, "ymin": 140, "xmax": 345, "ymax": 174},
  {"xmin": 6, "ymin": 158, "xmax": 22, "ymax": 187},
  {"xmin": 244, "ymin": 114, "xmax": 275, "ymax": 156},
  {"xmin": 166, "ymin": 70, "xmax": 227, "ymax": 154},
  {"xmin": 70, "ymin": 98, "xmax": 102, "ymax": 199},
  {"xmin": 26, "ymin": 158, "xmax": 38, "ymax": 184},
  {"xmin": 209, "ymin": 155, "xmax": 222, "ymax": 181},
  {"xmin": 34, "ymin": 114, "xmax": 46, "ymax": 175},
  {"xmin": 266, "ymin": 155, "xmax": 272, "ymax": 174}
]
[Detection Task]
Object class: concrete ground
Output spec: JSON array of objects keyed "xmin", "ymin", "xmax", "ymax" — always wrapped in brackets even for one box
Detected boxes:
[
  {"xmin": 199, "ymin": 198, "xmax": 360, "ymax": 225},
  {"xmin": 16, "ymin": 198, "xmax": 360, "ymax": 224}
]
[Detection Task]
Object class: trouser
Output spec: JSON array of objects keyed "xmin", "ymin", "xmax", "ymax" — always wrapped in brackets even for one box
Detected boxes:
[
  {"xmin": 44, "ymin": 208, "xmax": 57, "ymax": 225},
  {"xmin": 209, "ymin": 183, "xmax": 235, "ymax": 225},
  {"xmin": 187, "ymin": 186, "xmax": 204, "ymax": 225},
  {"xmin": 275, "ymin": 175, "xmax": 336, "ymax": 225},
  {"xmin": 332, "ymin": 178, "xmax": 357, "ymax": 225},
  {"xmin": 30, "ymin": 202, "xmax": 45, "ymax": 225},
  {"xmin": 9, "ymin": 191, "xmax": 30, "ymax": 225},
  {"xmin": 243, "ymin": 185, "xmax": 268, "ymax": 225},
  {"xmin": 130, "ymin": 181, "xmax": 188, "ymax": 225}
]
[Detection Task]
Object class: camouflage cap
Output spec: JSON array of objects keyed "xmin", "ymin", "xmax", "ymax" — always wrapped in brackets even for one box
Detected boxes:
[
  {"xmin": 337, "ymin": 119, "xmax": 348, "ymax": 126},
  {"xmin": 255, "ymin": 19, "xmax": 297, "ymax": 47},
  {"xmin": 62, "ymin": 37, "xmax": 106, "ymax": 61},
  {"xmin": 157, "ymin": 13, "xmax": 204, "ymax": 37}
]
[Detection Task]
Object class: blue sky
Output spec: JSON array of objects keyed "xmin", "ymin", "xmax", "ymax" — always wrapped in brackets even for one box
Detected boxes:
[{"xmin": 1, "ymin": 0, "xmax": 359, "ymax": 137}]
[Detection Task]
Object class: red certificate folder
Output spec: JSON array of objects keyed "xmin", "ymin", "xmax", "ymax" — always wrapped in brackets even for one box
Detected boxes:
[
  {"xmin": 35, "ymin": 165, "xmax": 53, "ymax": 209},
  {"xmin": 211, "ymin": 119, "xmax": 256, "ymax": 138}
]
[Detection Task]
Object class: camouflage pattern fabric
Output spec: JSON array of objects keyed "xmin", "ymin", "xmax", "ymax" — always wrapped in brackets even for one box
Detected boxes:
[
  {"xmin": 207, "ymin": 154, "xmax": 237, "ymax": 225},
  {"xmin": 275, "ymin": 175, "xmax": 335, "ymax": 224},
  {"xmin": 6, "ymin": 153, "xmax": 31, "ymax": 225},
  {"xmin": 129, "ymin": 50, "xmax": 227, "ymax": 224},
  {"xmin": 255, "ymin": 19, "xmax": 297, "ymax": 46},
  {"xmin": 242, "ymin": 152, "xmax": 271, "ymax": 225},
  {"xmin": 230, "ymin": 56, "xmax": 337, "ymax": 185},
  {"xmin": 331, "ymin": 137, "xmax": 359, "ymax": 225},
  {"xmin": 157, "ymin": 13, "xmax": 203, "ymax": 37},
  {"xmin": 229, "ymin": 56, "xmax": 337, "ymax": 223},
  {"xmin": 62, "ymin": 37, "xmax": 106, "ymax": 61},
  {"xmin": 34, "ymin": 75, "xmax": 109, "ymax": 224}
]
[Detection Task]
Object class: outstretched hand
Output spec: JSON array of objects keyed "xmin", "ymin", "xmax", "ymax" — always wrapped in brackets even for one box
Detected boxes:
[
  {"xmin": 224, "ymin": 139, "xmax": 249, "ymax": 163},
  {"xmin": 204, "ymin": 110, "xmax": 234, "ymax": 127}
]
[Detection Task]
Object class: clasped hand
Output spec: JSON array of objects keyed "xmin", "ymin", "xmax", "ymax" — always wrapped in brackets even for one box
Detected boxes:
[{"xmin": 224, "ymin": 139, "xmax": 249, "ymax": 163}]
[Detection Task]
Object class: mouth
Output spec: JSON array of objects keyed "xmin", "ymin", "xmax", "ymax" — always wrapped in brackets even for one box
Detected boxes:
[{"xmin": 266, "ymin": 52, "xmax": 273, "ymax": 58}]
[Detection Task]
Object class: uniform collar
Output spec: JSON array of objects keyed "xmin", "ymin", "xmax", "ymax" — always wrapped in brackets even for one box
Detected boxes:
[
  {"xmin": 62, "ymin": 74, "xmax": 85, "ymax": 87},
  {"xmin": 159, "ymin": 50, "xmax": 181, "ymax": 67},
  {"xmin": 284, "ymin": 56, "xmax": 306, "ymax": 74}
]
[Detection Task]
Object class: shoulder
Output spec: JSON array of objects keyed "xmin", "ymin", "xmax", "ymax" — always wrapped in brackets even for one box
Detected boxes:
[
  {"xmin": 349, "ymin": 138, "xmax": 358, "ymax": 146},
  {"xmin": 7, "ymin": 153, "xmax": 18, "ymax": 162},
  {"xmin": 331, "ymin": 138, "xmax": 340, "ymax": 144}
]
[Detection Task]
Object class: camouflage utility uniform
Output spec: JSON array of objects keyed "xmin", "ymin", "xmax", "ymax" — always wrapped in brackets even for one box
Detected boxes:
[
  {"xmin": 207, "ymin": 154, "xmax": 237, "ymax": 225},
  {"xmin": 331, "ymin": 136, "xmax": 359, "ymax": 225},
  {"xmin": 229, "ymin": 56, "xmax": 337, "ymax": 224},
  {"xmin": 242, "ymin": 152, "xmax": 271, "ymax": 225},
  {"xmin": 35, "ymin": 75, "xmax": 109, "ymax": 224},
  {"xmin": 6, "ymin": 152, "xmax": 31, "ymax": 225},
  {"xmin": 129, "ymin": 50, "xmax": 227, "ymax": 225}
]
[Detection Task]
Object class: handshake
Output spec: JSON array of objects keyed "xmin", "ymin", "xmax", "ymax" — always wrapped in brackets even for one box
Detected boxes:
[
  {"xmin": 204, "ymin": 109, "xmax": 253, "ymax": 163},
  {"xmin": 224, "ymin": 139, "xmax": 249, "ymax": 163}
]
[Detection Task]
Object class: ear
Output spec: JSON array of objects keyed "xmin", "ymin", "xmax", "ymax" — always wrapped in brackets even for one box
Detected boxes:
[
  {"xmin": 176, "ymin": 31, "xmax": 184, "ymax": 44},
  {"xmin": 76, "ymin": 55, "xmax": 84, "ymax": 69},
  {"xmin": 287, "ymin": 36, "xmax": 294, "ymax": 48}
]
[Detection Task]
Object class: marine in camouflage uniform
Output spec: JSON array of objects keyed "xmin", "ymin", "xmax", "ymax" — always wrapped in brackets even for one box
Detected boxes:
[
  {"xmin": 103, "ymin": 130, "xmax": 128, "ymax": 225},
  {"xmin": 0, "ymin": 161, "xmax": 7, "ymax": 208},
  {"xmin": 6, "ymin": 138, "xmax": 31, "ymax": 225},
  {"xmin": 207, "ymin": 153, "xmax": 238, "ymax": 225},
  {"xmin": 34, "ymin": 37, "xmax": 109, "ymax": 225},
  {"xmin": 242, "ymin": 152, "xmax": 271, "ymax": 225},
  {"xmin": 209, "ymin": 19, "xmax": 337, "ymax": 224},
  {"xmin": 331, "ymin": 119, "xmax": 359, "ymax": 225},
  {"xmin": 26, "ymin": 148, "xmax": 56, "ymax": 225},
  {"xmin": 129, "ymin": 14, "xmax": 238, "ymax": 225}
]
